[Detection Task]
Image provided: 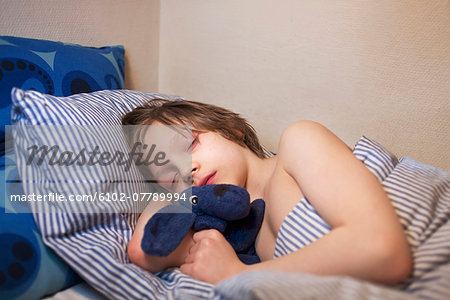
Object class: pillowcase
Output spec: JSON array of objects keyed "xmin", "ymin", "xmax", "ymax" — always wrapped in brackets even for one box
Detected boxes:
[
  {"xmin": 354, "ymin": 136, "xmax": 450, "ymax": 296},
  {"xmin": 0, "ymin": 35, "xmax": 125, "ymax": 154},
  {"xmin": 8, "ymin": 88, "xmax": 193, "ymax": 299},
  {"xmin": 353, "ymin": 135, "xmax": 398, "ymax": 182},
  {"xmin": 10, "ymin": 88, "xmax": 177, "ymax": 217}
]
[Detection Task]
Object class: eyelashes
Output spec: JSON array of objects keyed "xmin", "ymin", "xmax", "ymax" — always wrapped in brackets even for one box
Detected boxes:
[
  {"xmin": 158, "ymin": 131, "xmax": 199, "ymax": 191},
  {"xmin": 187, "ymin": 134, "xmax": 199, "ymax": 152},
  {"xmin": 171, "ymin": 172, "xmax": 179, "ymax": 189}
]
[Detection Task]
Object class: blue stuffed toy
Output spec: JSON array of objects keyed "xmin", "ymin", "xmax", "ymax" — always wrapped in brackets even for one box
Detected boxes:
[{"xmin": 141, "ymin": 184, "xmax": 265, "ymax": 265}]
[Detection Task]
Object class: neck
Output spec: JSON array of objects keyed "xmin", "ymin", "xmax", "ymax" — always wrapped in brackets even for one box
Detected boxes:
[{"xmin": 244, "ymin": 151, "xmax": 277, "ymax": 201}]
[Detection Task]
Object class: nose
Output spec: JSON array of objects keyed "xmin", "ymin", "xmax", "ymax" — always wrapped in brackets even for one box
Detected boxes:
[
  {"xmin": 191, "ymin": 160, "xmax": 200, "ymax": 185},
  {"xmin": 191, "ymin": 160, "xmax": 199, "ymax": 175}
]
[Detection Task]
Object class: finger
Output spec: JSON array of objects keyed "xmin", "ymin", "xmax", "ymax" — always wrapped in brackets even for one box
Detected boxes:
[
  {"xmin": 184, "ymin": 252, "xmax": 194, "ymax": 264},
  {"xmin": 180, "ymin": 262, "xmax": 205, "ymax": 282},
  {"xmin": 180, "ymin": 262, "xmax": 201, "ymax": 279},
  {"xmin": 185, "ymin": 242, "xmax": 206, "ymax": 264},
  {"xmin": 193, "ymin": 229, "xmax": 222, "ymax": 242},
  {"xmin": 192, "ymin": 230, "xmax": 209, "ymax": 242},
  {"xmin": 179, "ymin": 263, "xmax": 191, "ymax": 275},
  {"xmin": 188, "ymin": 240, "xmax": 200, "ymax": 254},
  {"xmin": 184, "ymin": 241, "xmax": 202, "ymax": 264}
]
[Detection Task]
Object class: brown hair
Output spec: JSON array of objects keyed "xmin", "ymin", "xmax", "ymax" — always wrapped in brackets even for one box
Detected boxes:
[{"xmin": 122, "ymin": 99, "xmax": 266, "ymax": 158}]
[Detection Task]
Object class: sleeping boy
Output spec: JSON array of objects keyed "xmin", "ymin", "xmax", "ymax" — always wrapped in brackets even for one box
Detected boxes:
[{"xmin": 123, "ymin": 99, "xmax": 412, "ymax": 285}]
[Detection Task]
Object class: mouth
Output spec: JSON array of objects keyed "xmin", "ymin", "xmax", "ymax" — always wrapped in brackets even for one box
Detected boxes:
[{"xmin": 199, "ymin": 172, "xmax": 217, "ymax": 186}]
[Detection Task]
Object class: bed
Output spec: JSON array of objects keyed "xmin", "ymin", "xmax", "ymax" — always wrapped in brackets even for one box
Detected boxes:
[
  {"xmin": 4, "ymin": 84, "xmax": 449, "ymax": 300},
  {"xmin": 7, "ymin": 89, "xmax": 450, "ymax": 300},
  {"xmin": 1, "ymin": 2, "xmax": 449, "ymax": 299},
  {"xmin": 3, "ymin": 55, "xmax": 450, "ymax": 299}
]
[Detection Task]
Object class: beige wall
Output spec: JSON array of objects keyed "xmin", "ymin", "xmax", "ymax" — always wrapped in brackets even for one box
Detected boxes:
[
  {"xmin": 0, "ymin": 0, "xmax": 160, "ymax": 91},
  {"xmin": 159, "ymin": 0, "xmax": 450, "ymax": 171}
]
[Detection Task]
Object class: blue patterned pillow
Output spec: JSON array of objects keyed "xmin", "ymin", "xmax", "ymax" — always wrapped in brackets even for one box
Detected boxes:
[
  {"xmin": 0, "ymin": 35, "xmax": 125, "ymax": 154},
  {"xmin": 1, "ymin": 159, "xmax": 81, "ymax": 299},
  {"xmin": 0, "ymin": 35, "xmax": 124, "ymax": 299}
]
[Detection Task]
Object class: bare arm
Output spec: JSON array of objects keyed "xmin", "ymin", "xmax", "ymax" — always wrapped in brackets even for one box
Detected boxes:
[
  {"xmin": 247, "ymin": 121, "xmax": 412, "ymax": 284},
  {"xmin": 127, "ymin": 201, "xmax": 194, "ymax": 273},
  {"xmin": 181, "ymin": 121, "xmax": 411, "ymax": 285}
]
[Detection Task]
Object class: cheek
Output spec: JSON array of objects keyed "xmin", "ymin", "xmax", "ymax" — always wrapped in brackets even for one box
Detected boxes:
[{"xmin": 220, "ymin": 150, "xmax": 248, "ymax": 185}]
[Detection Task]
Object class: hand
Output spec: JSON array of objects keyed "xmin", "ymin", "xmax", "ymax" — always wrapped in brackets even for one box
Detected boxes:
[{"xmin": 180, "ymin": 229, "xmax": 247, "ymax": 284}]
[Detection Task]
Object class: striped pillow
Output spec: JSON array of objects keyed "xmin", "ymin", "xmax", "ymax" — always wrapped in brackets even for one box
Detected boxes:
[
  {"xmin": 11, "ymin": 88, "xmax": 183, "ymax": 215},
  {"xmin": 8, "ymin": 88, "xmax": 215, "ymax": 299},
  {"xmin": 353, "ymin": 136, "xmax": 398, "ymax": 182},
  {"xmin": 227, "ymin": 137, "xmax": 450, "ymax": 300},
  {"xmin": 355, "ymin": 136, "xmax": 450, "ymax": 298}
]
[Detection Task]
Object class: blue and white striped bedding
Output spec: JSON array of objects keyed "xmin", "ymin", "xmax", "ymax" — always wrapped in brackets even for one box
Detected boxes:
[
  {"xmin": 214, "ymin": 138, "xmax": 450, "ymax": 300},
  {"xmin": 271, "ymin": 137, "xmax": 450, "ymax": 299},
  {"xmin": 11, "ymin": 89, "xmax": 450, "ymax": 299}
]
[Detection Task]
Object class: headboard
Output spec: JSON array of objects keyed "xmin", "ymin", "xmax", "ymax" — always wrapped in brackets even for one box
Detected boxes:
[{"xmin": 1, "ymin": 0, "xmax": 449, "ymax": 171}]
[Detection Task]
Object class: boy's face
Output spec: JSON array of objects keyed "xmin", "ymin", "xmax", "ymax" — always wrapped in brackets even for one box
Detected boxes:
[
  {"xmin": 141, "ymin": 124, "xmax": 249, "ymax": 193},
  {"xmin": 190, "ymin": 131, "xmax": 249, "ymax": 189}
]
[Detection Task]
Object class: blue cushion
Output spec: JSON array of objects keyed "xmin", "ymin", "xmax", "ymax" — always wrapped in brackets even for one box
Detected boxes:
[
  {"xmin": 0, "ymin": 35, "xmax": 125, "ymax": 154},
  {"xmin": 0, "ymin": 35, "xmax": 124, "ymax": 300},
  {"xmin": 1, "ymin": 159, "xmax": 81, "ymax": 300}
]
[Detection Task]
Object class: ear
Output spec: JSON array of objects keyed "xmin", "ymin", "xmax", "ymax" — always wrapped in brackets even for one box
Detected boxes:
[
  {"xmin": 141, "ymin": 205, "xmax": 195, "ymax": 257},
  {"xmin": 194, "ymin": 185, "xmax": 251, "ymax": 220}
]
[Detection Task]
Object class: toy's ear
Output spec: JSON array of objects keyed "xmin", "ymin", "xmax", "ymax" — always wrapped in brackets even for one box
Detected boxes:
[{"xmin": 141, "ymin": 205, "xmax": 195, "ymax": 257}]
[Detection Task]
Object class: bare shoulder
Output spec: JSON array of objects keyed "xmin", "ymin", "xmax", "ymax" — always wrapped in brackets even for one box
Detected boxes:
[
  {"xmin": 277, "ymin": 120, "xmax": 352, "ymax": 168},
  {"xmin": 276, "ymin": 120, "xmax": 390, "ymax": 227},
  {"xmin": 279, "ymin": 120, "xmax": 331, "ymax": 143}
]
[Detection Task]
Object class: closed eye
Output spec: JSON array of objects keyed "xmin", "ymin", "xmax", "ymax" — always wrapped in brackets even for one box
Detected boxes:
[
  {"xmin": 171, "ymin": 172, "xmax": 179, "ymax": 189},
  {"xmin": 187, "ymin": 135, "xmax": 199, "ymax": 151}
]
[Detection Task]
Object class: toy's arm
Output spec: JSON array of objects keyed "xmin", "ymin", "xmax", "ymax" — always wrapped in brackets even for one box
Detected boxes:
[
  {"xmin": 127, "ymin": 202, "xmax": 195, "ymax": 273},
  {"xmin": 225, "ymin": 198, "xmax": 265, "ymax": 254},
  {"xmin": 141, "ymin": 205, "xmax": 195, "ymax": 256}
]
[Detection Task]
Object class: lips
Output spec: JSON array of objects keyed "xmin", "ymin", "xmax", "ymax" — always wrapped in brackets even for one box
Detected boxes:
[{"xmin": 199, "ymin": 172, "xmax": 216, "ymax": 186}]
